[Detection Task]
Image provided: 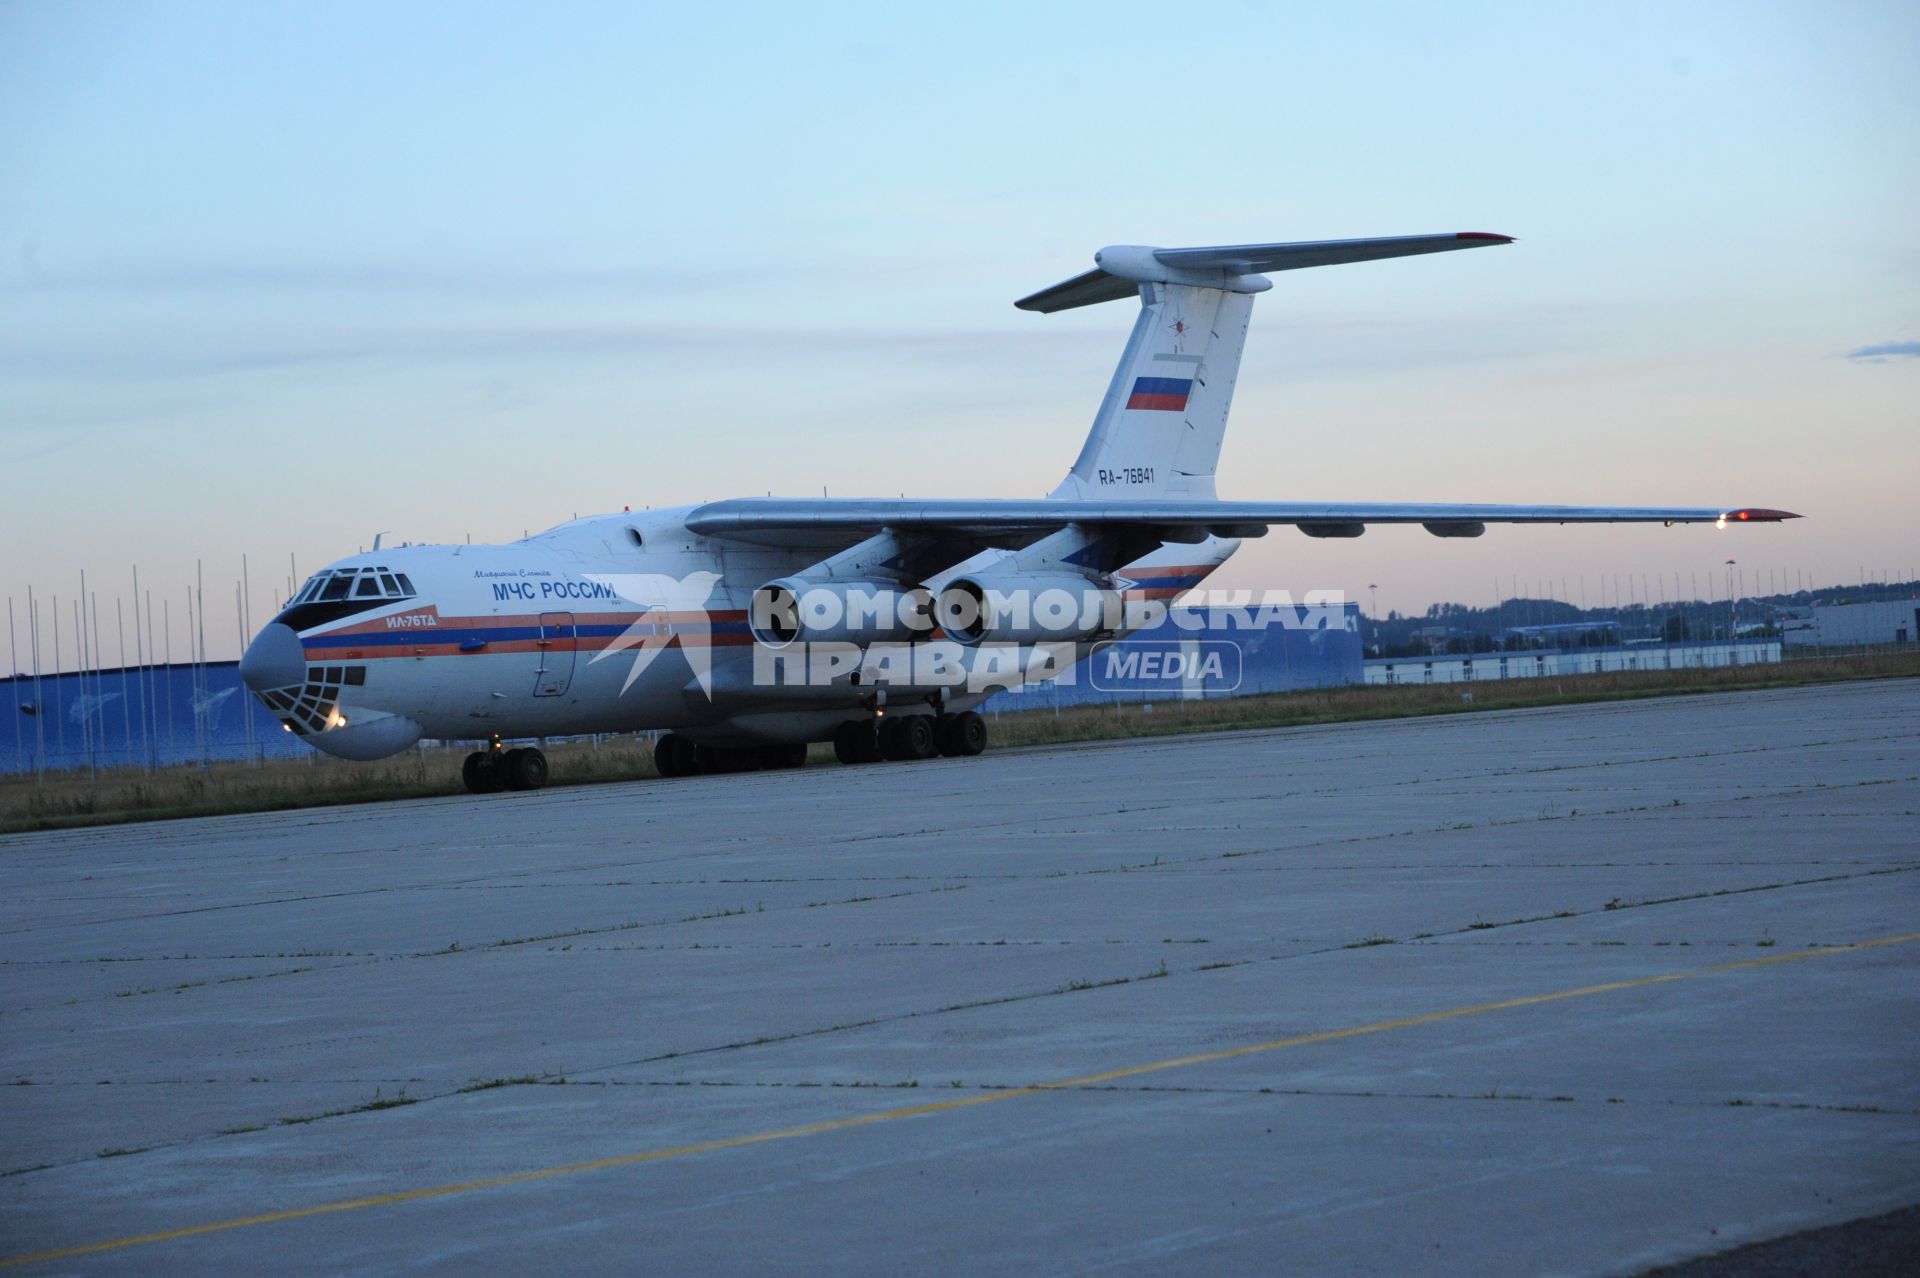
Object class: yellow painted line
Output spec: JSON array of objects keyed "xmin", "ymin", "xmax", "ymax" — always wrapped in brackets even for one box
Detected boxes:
[{"xmin": 6, "ymin": 931, "xmax": 1915, "ymax": 1270}]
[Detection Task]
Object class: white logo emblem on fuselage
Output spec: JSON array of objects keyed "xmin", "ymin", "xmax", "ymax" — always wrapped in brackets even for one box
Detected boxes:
[{"xmin": 584, "ymin": 572, "xmax": 724, "ymax": 698}]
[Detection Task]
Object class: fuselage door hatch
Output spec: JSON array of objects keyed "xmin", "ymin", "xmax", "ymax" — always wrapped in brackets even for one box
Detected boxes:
[{"xmin": 535, "ymin": 611, "xmax": 576, "ymax": 697}]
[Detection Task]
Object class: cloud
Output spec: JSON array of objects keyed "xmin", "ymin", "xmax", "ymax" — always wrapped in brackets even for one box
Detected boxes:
[
  {"xmin": 0, "ymin": 316, "xmax": 1112, "ymax": 384},
  {"xmin": 2, "ymin": 257, "xmax": 821, "ymax": 300},
  {"xmin": 1845, "ymin": 340, "xmax": 1920, "ymax": 363}
]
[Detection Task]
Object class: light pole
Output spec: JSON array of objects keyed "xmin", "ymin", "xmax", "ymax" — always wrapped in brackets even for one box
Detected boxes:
[
  {"xmin": 1725, "ymin": 557, "xmax": 1737, "ymax": 641},
  {"xmin": 1368, "ymin": 584, "xmax": 1379, "ymax": 652}
]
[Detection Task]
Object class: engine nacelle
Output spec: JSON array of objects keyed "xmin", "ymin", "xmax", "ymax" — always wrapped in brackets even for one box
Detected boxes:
[
  {"xmin": 748, "ymin": 577, "xmax": 930, "ymax": 648},
  {"xmin": 935, "ymin": 572, "xmax": 1122, "ymax": 647}
]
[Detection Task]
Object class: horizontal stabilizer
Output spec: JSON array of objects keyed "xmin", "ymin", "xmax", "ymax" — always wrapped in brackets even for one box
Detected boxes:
[
  {"xmin": 1156, "ymin": 232, "xmax": 1513, "ymax": 275},
  {"xmin": 1013, "ymin": 268, "xmax": 1141, "ymax": 315},
  {"xmin": 1017, "ymin": 232, "xmax": 1514, "ymax": 312}
]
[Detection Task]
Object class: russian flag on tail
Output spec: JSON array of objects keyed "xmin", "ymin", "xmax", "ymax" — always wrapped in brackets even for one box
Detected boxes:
[{"xmin": 1127, "ymin": 376, "xmax": 1192, "ymax": 412}]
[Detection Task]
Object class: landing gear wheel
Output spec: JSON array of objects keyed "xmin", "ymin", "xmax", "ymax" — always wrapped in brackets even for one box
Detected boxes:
[
  {"xmin": 833, "ymin": 720, "xmax": 881, "ymax": 765},
  {"xmin": 505, "ymin": 747, "xmax": 548, "ymax": 791},
  {"xmin": 462, "ymin": 750, "xmax": 505, "ymax": 794},
  {"xmin": 655, "ymin": 734, "xmax": 698, "ymax": 778},
  {"xmin": 939, "ymin": 711, "xmax": 987, "ymax": 757},
  {"xmin": 884, "ymin": 715, "xmax": 937, "ymax": 761}
]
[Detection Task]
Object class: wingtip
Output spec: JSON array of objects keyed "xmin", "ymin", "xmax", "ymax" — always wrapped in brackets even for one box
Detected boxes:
[
  {"xmin": 1724, "ymin": 508, "xmax": 1802, "ymax": 523},
  {"xmin": 1456, "ymin": 232, "xmax": 1516, "ymax": 244}
]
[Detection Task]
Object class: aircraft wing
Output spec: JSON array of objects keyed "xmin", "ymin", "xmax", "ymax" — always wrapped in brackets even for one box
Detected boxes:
[{"xmin": 685, "ymin": 498, "xmax": 1799, "ymax": 547}]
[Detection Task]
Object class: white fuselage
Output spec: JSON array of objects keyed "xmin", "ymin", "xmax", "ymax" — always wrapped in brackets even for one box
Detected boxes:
[{"xmin": 246, "ymin": 507, "xmax": 1234, "ymax": 760}]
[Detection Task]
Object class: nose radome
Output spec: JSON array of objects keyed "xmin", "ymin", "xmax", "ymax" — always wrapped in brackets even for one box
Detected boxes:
[{"xmin": 240, "ymin": 623, "xmax": 305, "ymax": 693}]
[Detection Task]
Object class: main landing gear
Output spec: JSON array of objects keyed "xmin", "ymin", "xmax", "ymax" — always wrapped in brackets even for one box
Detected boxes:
[
  {"xmin": 651, "ymin": 711, "xmax": 987, "ymax": 778},
  {"xmin": 831, "ymin": 711, "xmax": 987, "ymax": 766},
  {"xmin": 461, "ymin": 743, "xmax": 549, "ymax": 794},
  {"xmin": 653, "ymin": 734, "xmax": 809, "ymax": 778}
]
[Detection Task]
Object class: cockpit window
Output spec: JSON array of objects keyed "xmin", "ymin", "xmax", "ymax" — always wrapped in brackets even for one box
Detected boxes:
[{"xmin": 275, "ymin": 566, "xmax": 420, "ymax": 631}]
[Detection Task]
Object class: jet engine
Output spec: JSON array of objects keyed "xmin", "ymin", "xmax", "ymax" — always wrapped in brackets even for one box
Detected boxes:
[
  {"xmin": 934, "ymin": 572, "xmax": 1121, "ymax": 646},
  {"xmin": 748, "ymin": 577, "xmax": 930, "ymax": 648}
]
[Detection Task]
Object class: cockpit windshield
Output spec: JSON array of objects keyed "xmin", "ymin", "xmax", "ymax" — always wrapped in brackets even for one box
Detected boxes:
[
  {"xmin": 276, "ymin": 566, "xmax": 419, "ymax": 631},
  {"xmin": 292, "ymin": 567, "xmax": 417, "ymax": 606}
]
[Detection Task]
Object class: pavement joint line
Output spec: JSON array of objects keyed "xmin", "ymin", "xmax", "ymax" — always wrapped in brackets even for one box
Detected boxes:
[{"xmin": 4, "ymin": 929, "xmax": 1916, "ymax": 1271}]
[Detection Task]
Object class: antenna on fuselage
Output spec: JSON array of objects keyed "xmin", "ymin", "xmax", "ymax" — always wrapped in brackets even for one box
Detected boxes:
[{"xmin": 372, "ymin": 531, "xmax": 390, "ymax": 551}]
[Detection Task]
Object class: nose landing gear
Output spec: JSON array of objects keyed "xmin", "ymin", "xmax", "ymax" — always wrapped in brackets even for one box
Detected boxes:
[{"xmin": 461, "ymin": 742, "xmax": 549, "ymax": 794}]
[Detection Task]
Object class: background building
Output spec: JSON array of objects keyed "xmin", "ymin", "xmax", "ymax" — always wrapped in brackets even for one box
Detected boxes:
[
  {"xmin": 1365, "ymin": 639, "xmax": 1782, "ymax": 687},
  {"xmin": 1781, "ymin": 600, "xmax": 1920, "ymax": 648}
]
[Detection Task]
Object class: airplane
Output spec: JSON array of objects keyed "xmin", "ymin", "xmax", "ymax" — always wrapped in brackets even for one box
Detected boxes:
[{"xmin": 237, "ymin": 233, "xmax": 1797, "ymax": 793}]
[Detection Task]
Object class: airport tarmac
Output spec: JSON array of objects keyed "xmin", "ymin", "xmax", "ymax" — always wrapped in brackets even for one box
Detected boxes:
[{"xmin": 2, "ymin": 679, "xmax": 1916, "ymax": 1275}]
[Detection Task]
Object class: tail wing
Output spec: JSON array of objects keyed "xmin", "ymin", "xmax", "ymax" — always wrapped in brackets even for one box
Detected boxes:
[
  {"xmin": 1017, "ymin": 233, "xmax": 1513, "ymax": 314},
  {"xmin": 1037, "ymin": 233, "xmax": 1513, "ymax": 503},
  {"xmin": 1049, "ymin": 280, "xmax": 1253, "ymax": 502}
]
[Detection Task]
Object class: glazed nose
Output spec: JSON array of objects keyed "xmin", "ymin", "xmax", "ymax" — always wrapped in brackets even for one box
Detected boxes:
[{"xmin": 240, "ymin": 623, "xmax": 305, "ymax": 693}]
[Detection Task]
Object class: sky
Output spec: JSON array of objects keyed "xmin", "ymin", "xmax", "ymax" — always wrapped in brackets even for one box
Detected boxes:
[{"xmin": 2, "ymin": 0, "xmax": 1916, "ymax": 666}]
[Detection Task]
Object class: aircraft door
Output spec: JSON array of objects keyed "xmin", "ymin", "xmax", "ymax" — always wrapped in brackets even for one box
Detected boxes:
[{"xmin": 535, "ymin": 611, "xmax": 576, "ymax": 697}]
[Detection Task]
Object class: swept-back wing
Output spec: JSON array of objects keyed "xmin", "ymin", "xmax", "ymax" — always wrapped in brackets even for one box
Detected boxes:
[{"xmin": 686, "ymin": 498, "xmax": 1798, "ymax": 546}]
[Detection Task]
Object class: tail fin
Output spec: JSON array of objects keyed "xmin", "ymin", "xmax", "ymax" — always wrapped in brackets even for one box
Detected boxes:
[
  {"xmin": 1047, "ymin": 281, "xmax": 1251, "ymax": 501},
  {"xmin": 1026, "ymin": 233, "xmax": 1513, "ymax": 502}
]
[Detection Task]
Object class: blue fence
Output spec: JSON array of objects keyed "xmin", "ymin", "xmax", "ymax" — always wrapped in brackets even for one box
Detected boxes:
[
  {"xmin": 992, "ymin": 604, "xmax": 1364, "ymax": 713},
  {"xmin": 1, "ymin": 663, "xmax": 309, "ymax": 775}
]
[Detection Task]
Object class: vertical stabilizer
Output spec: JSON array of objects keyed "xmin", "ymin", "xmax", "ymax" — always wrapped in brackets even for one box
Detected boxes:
[
  {"xmin": 1019, "ymin": 233, "xmax": 1515, "ymax": 503},
  {"xmin": 1049, "ymin": 283, "xmax": 1251, "ymax": 501}
]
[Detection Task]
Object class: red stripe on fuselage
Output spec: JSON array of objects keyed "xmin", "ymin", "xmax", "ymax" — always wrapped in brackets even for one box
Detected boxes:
[{"xmin": 300, "ymin": 609, "xmax": 754, "ymax": 661}]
